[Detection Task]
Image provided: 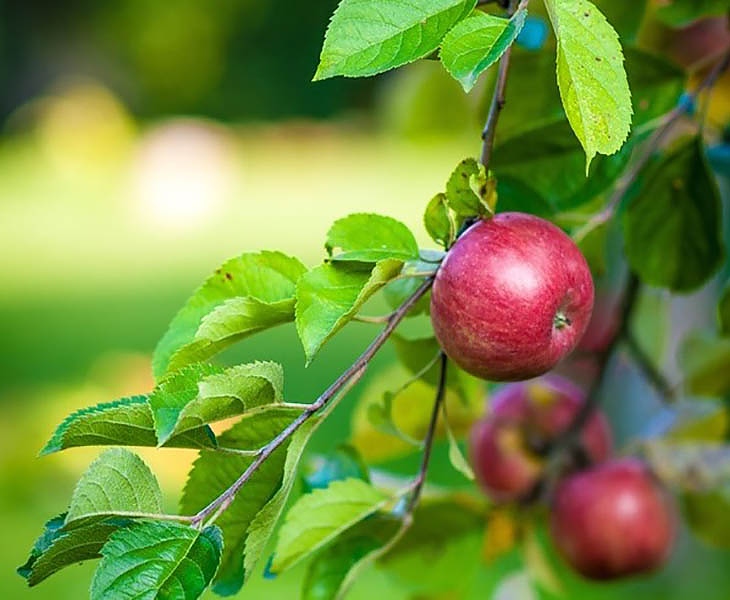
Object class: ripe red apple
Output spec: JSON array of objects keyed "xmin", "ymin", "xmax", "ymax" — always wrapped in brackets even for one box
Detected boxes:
[
  {"xmin": 430, "ymin": 213, "xmax": 594, "ymax": 381},
  {"xmin": 550, "ymin": 458, "xmax": 676, "ymax": 580},
  {"xmin": 469, "ymin": 375, "xmax": 612, "ymax": 502}
]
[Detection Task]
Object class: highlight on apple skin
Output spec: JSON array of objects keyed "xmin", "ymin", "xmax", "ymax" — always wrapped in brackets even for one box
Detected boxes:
[
  {"xmin": 469, "ymin": 375, "xmax": 612, "ymax": 502},
  {"xmin": 549, "ymin": 457, "xmax": 677, "ymax": 580},
  {"xmin": 430, "ymin": 212, "xmax": 595, "ymax": 382}
]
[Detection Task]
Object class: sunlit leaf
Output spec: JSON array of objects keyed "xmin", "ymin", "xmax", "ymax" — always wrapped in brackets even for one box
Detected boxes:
[
  {"xmin": 40, "ymin": 395, "xmax": 215, "ymax": 455},
  {"xmin": 272, "ymin": 478, "xmax": 391, "ymax": 573},
  {"xmin": 440, "ymin": 10, "xmax": 526, "ymax": 92},
  {"xmin": 296, "ymin": 259, "xmax": 403, "ymax": 363},
  {"xmin": 153, "ymin": 251, "xmax": 306, "ymax": 378},
  {"xmin": 544, "ymin": 0, "xmax": 632, "ymax": 169},
  {"xmin": 66, "ymin": 448, "xmax": 163, "ymax": 526},
  {"xmin": 325, "ymin": 213, "xmax": 419, "ymax": 262},
  {"xmin": 315, "ymin": 0, "xmax": 477, "ymax": 80}
]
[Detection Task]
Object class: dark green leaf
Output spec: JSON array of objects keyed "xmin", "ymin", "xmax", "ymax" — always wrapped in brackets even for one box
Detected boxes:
[
  {"xmin": 719, "ymin": 281, "xmax": 730, "ymax": 336},
  {"xmin": 592, "ymin": 0, "xmax": 648, "ymax": 42},
  {"xmin": 180, "ymin": 406, "xmax": 303, "ymax": 595},
  {"xmin": 40, "ymin": 395, "xmax": 215, "ymax": 455},
  {"xmin": 149, "ymin": 362, "xmax": 284, "ymax": 445},
  {"xmin": 314, "ymin": 0, "xmax": 477, "ymax": 80},
  {"xmin": 683, "ymin": 487, "xmax": 730, "ymax": 547},
  {"xmin": 624, "ymin": 137, "xmax": 724, "ymax": 291},
  {"xmin": 656, "ymin": 0, "xmax": 730, "ymax": 27},
  {"xmin": 440, "ymin": 10, "xmax": 526, "ymax": 92},
  {"xmin": 19, "ymin": 518, "xmax": 125, "ymax": 586},
  {"xmin": 325, "ymin": 213, "xmax": 419, "ymax": 262},
  {"xmin": 303, "ymin": 513, "xmax": 405, "ymax": 600},
  {"xmin": 679, "ymin": 332, "xmax": 730, "ymax": 397},
  {"xmin": 66, "ymin": 448, "xmax": 163, "ymax": 526},
  {"xmin": 153, "ymin": 251, "xmax": 306, "ymax": 378},
  {"xmin": 90, "ymin": 522, "xmax": 222, "ymax": 600},
  {"xmin": 296, "ymin": 259, "xmax": 403, "ymax": 363},
  {"xmin": 424, "ymin": 193, "xmax": 455, "ymax": 248}
]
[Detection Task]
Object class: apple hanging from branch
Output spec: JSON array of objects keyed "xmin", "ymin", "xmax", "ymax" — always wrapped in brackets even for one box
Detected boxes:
[{"xmin": 430, "ymin": 212, "xmax": 595, "ymax": 382}]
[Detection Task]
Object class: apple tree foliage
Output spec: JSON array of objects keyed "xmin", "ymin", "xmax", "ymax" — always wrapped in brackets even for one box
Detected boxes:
[{"xmin": 18, "ymin": 0, "xmax": 730, "ymax": 598}]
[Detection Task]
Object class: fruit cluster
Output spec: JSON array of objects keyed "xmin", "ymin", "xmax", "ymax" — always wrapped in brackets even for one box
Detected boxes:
[{"xmin": 430, "ymin": 213, "xmax": 677, "ymax": 580}]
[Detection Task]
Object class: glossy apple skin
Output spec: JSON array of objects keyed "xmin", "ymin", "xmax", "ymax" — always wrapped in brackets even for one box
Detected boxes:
[
  {"xmin": 431, "ymin": 213, "xmax": 594, "ymax": 381},
  {"xmin": 469, "ymin": 375, "xmax": 612, "ymax": 502},
  {"xmin": 550, "ymin": 458, "xmax": 676, "ymax": 580}
]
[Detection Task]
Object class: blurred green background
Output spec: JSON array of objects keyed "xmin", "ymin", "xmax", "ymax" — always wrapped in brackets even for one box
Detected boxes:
[{"xmin": 2, "ymin": 1, "xmax": 730, "ymax": 599}]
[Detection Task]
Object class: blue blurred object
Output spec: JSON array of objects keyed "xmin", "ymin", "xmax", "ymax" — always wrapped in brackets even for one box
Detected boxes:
[
  {"xmin": 263, "ymin": 555, "xmax": 277, "ymax": 580},
  {"xmin": 707, "ymin": 144, "xmax": 730, "ymax": 178},
  {"xmin": 302, "ymin": 445, "xmax": 369, "ymax": 492},
  {"xmin": 677, "ymin": 92, "xmax": 697, "ymax": 116},
  {"xmin": 516, "ymin": 16, "xmax": 549, "ymax": 51}
]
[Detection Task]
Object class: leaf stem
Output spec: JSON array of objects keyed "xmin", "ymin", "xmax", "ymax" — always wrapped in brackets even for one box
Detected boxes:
[
  {"xmin": 479, "ymin": 0, "xmax": 527, "ymax": 168},
  {"xmin": 405, "ymin": 353, "xmax": 448, "ymax": 513},
  {"xmin": 189, "ymin": 277, "xmax": 434, "ymax": 528}
]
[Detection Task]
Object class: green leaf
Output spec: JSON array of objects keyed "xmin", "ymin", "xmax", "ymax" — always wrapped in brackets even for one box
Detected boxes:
[
  {"xmin": 382, "ymin": 256, "xmax": 440, "ymax": 316},
  {"xmin": 19, "ymin": 517, "xmax": 126, "ymax": 586},
  {"xmin": 544, "ymin": 0, "xmax": 632, "ymax": 170},
  {"xmin": 440, "ymin": 10, "xmax": 526, "ymax": 92},
  {"xmin": 303, "ymin": 446, "xmax": 371, "ymax": 493},
  {"xmin": 325, "ymin": 213, "xmax": 419, "ymax": 262},
  {"xmin": 443, "ymin": 404, "xmax": 474, "ymax": 480},
  {"xmin": 180, "ymin": 406, "xmax": 303, "ymax": 595},
  {"xmin": 90, "ymin": 522, "xmax": 222, "ymax": 600},
  {"xmin": 683, "ymin": 486, "xmax": 730, "ymax": 547},
  {"xmin": 153, "ymin": 251, "xmax": 306, "ymax": 378},
  {"xmin": 40, "ymin": 395, "xmax": 215, "ymax": 455},
  {"xmin": 719, "ymin": 281, "xmax": 730, "ymax": 336},
  {"xmin": 367, "ymin": 389, "xmax": 424, "ymax": 447},
  {"xmin": 679, "ymin": 333, "xmax": 730, "ymax": 397},
  {"xmin": 66, "ymin": 448, "xmax": 163, "ymax": 526},
  {"xmin": 424, "ymin": 193, "xmax": 456, "ymax": 248},
  {"xmin": 242, "ymin": 419, "xmax": 320, "ymax": 580},
  {"xmin": 656, "ymin": 0, "xmax": 730, "ymax": 27},
  {"xmin": 272, "ymin": 478, "xmax": 391, "ymax": 573},
  {"xmin": 314, "ymin": 0, "xmax": 477, "ymax": 81},
  {"xmin": 303, "ymin": 513, "xmax": 406, "ymax": 600},
  {"xmin": 149, "ymin": 362, "xmax": 284, "ymax": 445},
  {"xmin": 491, "ymin": 47, "xmax": 683, "ymax": 213},
  {"xmin": 296, "ymin": 259, "xmax": 403, "ymax": 363},
  {"xmin": 624, "ymin": 137, "xmax": 724, "ymax": 291},
  {"xmin": 445, "ymin": 158, "xmax": 493, "ymax": 217}
]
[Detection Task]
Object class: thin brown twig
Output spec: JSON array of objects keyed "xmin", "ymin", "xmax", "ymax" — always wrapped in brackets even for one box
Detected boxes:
[
  {"xmin": 479, "ymin": 0, "xmax": 528, "ymax": 168},
  {"xmin": 190, "ymin": 276, "xmax": 435, "ymax": 528},
  {"xmin": 623, "ymin": 330, "xmax": 677, "ymax": 402},
  {"xmin": 405, "ymin": 352, "xmax": 448, "ymax": 513}
]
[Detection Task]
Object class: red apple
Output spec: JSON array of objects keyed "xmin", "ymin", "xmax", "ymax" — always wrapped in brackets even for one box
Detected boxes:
[
  {"xmin": 550, "ymin": 458, "xmax": 676, "ymax": 580},
  {"xmin": 430, "ymin": 213, "xmax": 594, "ymax": 381},
  {"xmin": 469, "ymin": 375, "xmax": 612, "ymax": 502}
]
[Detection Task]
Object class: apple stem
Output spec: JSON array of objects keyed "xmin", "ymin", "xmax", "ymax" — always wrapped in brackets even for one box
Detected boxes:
[{"xmin": 405, "ymin": 352, "xmax": 448, "ymax": 513}]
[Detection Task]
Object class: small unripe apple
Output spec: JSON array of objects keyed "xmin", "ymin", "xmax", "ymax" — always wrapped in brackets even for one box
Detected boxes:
[
  {"xmin": 469, "ymin": 375, "xmax": 612, "ymax": 502},
  {"xmin": 430, "ymin": 213, "xmax": 594, "ymax": 381},
  {"xmin": 550, "ymin": 458, "xmax": 676, "ymax": 580}
]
